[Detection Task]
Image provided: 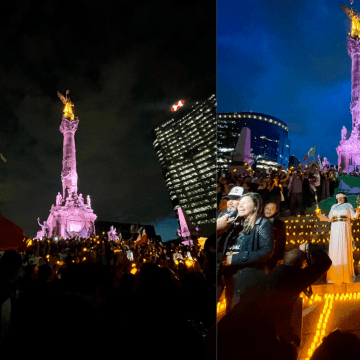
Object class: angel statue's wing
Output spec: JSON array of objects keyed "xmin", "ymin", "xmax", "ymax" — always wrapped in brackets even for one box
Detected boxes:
[
  {"xmin": 57, "ymin": 91, "xmax": 67, "ymax": 104},
  {"xmin": 342, "ymin": 3, "xmax": 352, "ymax": 18}
]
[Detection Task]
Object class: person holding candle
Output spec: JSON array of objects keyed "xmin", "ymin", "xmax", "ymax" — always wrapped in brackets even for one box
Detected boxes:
[{"xmin": 315, "ymin": 192, "xmax": 359, "ymax": 284}]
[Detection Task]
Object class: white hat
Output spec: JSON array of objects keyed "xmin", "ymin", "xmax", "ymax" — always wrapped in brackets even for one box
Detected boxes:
[
  {"xmin": 222, "ymin": 187, "xmax": 244, "ymax": 199},
  {"xmin": 336, "ymin": 193, "xmax": 346, "ymax": 199}
]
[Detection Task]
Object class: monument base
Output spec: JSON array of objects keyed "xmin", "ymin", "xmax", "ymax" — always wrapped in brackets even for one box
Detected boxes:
[{"xmin": 47, "ymin": 204, "xmax": 96, "ymax": 239}]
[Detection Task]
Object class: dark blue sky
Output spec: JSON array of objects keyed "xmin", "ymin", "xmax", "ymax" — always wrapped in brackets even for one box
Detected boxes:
[{"xmin": 218, "ymin": 0, "xmax": 354, "ymax": 165}]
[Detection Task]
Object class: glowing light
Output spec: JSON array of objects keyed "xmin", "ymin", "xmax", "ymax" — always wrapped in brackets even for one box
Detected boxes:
[
  {"xmin": 57, "ymin": 90, "xmax": 75, "ymax": 120},
  {"xmin": 171, "ymin": 100, "xmax": 185, "ymax": 112}
]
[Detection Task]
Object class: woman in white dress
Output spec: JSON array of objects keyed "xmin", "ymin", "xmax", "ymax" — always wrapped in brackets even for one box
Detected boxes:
[{"xmin": 316, "ymin": 192, "xmax": 359, "ymax": 284}]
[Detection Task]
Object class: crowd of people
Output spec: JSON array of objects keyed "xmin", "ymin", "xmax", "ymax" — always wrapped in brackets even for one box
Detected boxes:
[
  {"xmin": 2, "ymin": 162, "xmax": 360, "ymax": 359},
  {"xmin": 214, "ymin": 163, "xmax": 360, "ymax": 359},
  {"xmin": 0, "ymin": 230, "xmax": 216, "ymax": 359},
  {"xmin": 217, "ymin": 162, "xmax": 341, "ymax": 217}
]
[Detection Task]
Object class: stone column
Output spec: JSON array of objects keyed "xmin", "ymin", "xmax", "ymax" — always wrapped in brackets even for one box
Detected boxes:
[
  {"xmin": 348, "ymin": 36, "xmax": 360, "ymax": 130},
  {"xmin": 60, "ymin": 117, "xmax": 79, "ymax": 199}
]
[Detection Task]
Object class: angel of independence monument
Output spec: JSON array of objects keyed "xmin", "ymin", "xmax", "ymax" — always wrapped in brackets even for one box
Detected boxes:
[
  {"xmin": 35, "ymin": 91, "xmax": 97, "ymax": 239},
  {"xmin": 337, "ymin": 4, "xmax": 360, "ymax": 172}
]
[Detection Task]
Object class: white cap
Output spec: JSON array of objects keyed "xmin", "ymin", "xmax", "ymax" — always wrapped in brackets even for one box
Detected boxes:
[{"xmin": 222, "ymin": 187, "xmax": 244, "ymax": 199}]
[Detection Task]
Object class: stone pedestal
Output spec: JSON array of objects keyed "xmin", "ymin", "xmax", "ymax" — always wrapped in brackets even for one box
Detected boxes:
[{"xmin": 46, "ymin": 203, "xmax": 96, "ymax": 238}]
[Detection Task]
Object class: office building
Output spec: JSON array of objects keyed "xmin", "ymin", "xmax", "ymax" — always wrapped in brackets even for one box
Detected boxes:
[
  {"xmin": 288, "ymin": 155, "xmax": 301, "ymax": 168},
  {"xmin": 152, "ymin": 95, "xmax": 216, "ymax": 237},
  {"xmin": 217, "ymin": 112, "xmax": 290, "ymax": 172}
]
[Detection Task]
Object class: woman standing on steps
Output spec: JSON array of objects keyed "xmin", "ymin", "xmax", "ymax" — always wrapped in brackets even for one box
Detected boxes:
[{"xmin": 315, "ymin": 192, "xmax": 359, "ymax": 284}]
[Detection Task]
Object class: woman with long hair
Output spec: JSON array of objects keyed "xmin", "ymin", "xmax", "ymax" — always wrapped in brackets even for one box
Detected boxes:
[
  {"xmin": 219, "ymin": 192, "xmax": 274, "ymax": 312},
  {"xmin": 316, "ymin": 192, "xmax": 359, "ymax": 283}
]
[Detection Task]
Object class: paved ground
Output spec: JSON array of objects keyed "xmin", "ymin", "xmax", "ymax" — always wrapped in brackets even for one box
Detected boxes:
[
  {"xmin": 217, "ymin": 208, "xmax": 360, "ymax": 357},
  {"xmin": 217, "ymin": 282, "xmax": 360, "ymax": 359},
  {"xmin": 299, "ymin": 283, "xmax": 360, "ymax": 359}
]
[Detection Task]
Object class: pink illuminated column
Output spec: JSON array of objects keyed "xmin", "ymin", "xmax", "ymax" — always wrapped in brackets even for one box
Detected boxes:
[
  {"xmin": 59, "ymin": 117, "xmax": 79, "ymax": 199},
  {"xmin": 348, "ymin": 36, "xmax": 360, "ymax": 131}
]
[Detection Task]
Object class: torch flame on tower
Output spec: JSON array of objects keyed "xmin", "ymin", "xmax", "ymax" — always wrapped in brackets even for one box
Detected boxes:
[
  {"xmin": 57, "ymin": 90, "xmax": 75, "ymax": 120},
  {"xmin": 171, "ymin": 100, "xmax": 185, "ymax": 112}
]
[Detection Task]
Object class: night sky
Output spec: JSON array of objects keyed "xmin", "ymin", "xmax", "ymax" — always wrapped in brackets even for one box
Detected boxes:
[
  {"xmin": 0, "ymin": 0, "xmax": 215, "ymax": 241},
  {"xmin": 218, "ymin": 0, "xmax": 354, "ymax": 166}
]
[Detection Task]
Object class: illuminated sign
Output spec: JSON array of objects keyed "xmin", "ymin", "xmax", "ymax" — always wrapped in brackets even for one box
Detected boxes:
[{"xmin": 171, "ymin": 100, "xmax": 185, "ymax": 112}]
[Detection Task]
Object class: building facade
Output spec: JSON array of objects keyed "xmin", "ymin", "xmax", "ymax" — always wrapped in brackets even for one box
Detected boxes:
[
  {"xmin": 217, "ymin": 112, "xmax": 290, "ymax": 172},
  {"xmin": 288, "ymin": 155, "xmax": 301, "ymax": 168},
  {"xmin": 152, "ymin": 95, "xmax": 216, "ymax": 237}
]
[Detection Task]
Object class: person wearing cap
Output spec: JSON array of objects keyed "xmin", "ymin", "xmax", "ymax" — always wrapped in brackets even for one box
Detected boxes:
[
  {"xmin": 217, "ymin": 186, "xmax": 245, "ymax": 220},
  {"xmin": 315, "ymin": 192, "xmax": 360, "ymax": 284},
  {"xmin": 216, "ymin": 187, "xmax": 244, "ymax": 302},
  {"xmin": 217, "ymin": 187, "xmax": 245, "ymax": 242}
]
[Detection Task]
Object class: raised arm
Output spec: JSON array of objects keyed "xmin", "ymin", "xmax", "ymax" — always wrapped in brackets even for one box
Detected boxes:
[
  {"xmin": 317, "ymin": 206, "xmax": 334, "ymax": 222},
  {"xmin": 349, "ymin": 204, "xmax": 359, "ymax": 220},
  {"xmin": 257, "ymin": 180, "xmax": 268, "ymax": 190},
  {"xmin": 280, "ymin": 172, "xmax": 290, "ymax": 183}
]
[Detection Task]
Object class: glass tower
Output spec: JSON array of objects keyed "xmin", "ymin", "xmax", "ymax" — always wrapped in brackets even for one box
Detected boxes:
[
  {"xmin": 152, "ymin": 95, "xmax": 217, "ymax": 237},
  {"xmin": 217, "ymin": 112, "xmax": 290, "ymax": 172}
]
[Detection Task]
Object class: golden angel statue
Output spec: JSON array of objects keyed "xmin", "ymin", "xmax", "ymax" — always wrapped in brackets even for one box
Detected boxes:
[
  {"xmin": 57, "ymin": 90, "xmax": 75, "ymax": 120},
  {"xmin": 342, "ymin": 3, "xmax": 360, "ymax": 38}
]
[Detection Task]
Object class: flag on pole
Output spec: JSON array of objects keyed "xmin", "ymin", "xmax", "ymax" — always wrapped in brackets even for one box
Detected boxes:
[
  {"xmin": 303, "ymin": 144, "xmax": 316, "ymax": 162},
  {"xmin": 318, "ymin": 155, "xmax": 322, "ymax": 169}
]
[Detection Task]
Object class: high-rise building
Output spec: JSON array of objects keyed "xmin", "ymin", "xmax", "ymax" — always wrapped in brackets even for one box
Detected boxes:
[
  {"xmin": 152, "ymin": 95, "xmax": 216, "ymax": 237},
  {"xmin": 217, "ymin": 112, "xmax": 290, "ymax": 172},
  {"xmin": 288, "ymin": 155, "xmax": 301, "ymax": 168}
]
